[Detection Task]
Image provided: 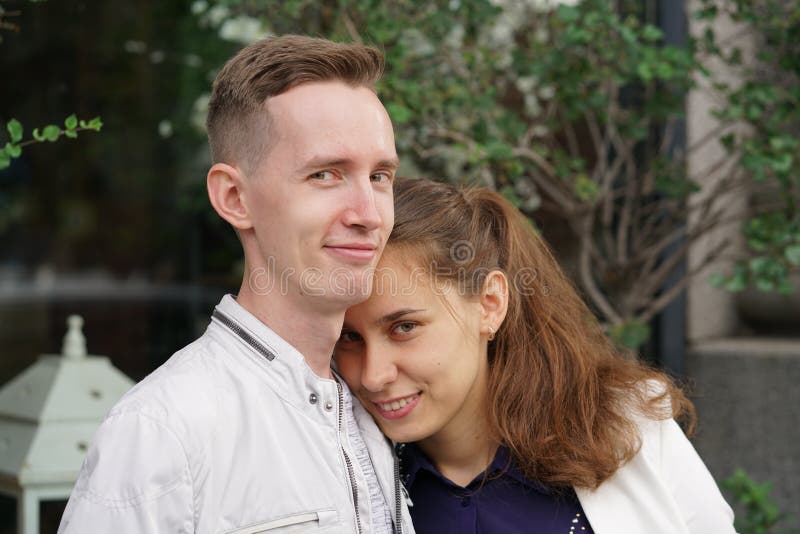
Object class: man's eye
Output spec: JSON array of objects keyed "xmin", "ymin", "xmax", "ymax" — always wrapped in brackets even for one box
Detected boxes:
[
  {"xmin": 310, "ymin": 170, "xmax": 335, "ymax": 181},
  {"xmin": 391, "ymin": 322, "xmax": 416, "ymax": 335},
  {"xmin": 370, "ymin": 172, "xmax": 392, "ymax": 183}
]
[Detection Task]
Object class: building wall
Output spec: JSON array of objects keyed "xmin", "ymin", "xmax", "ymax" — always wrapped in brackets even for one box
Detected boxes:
[
  {"xmin": 688, "ymin": 339, "xmax": 800, "ymax": 529},
  {"xmin": 686, "ymin": 0, "xmax": 751, "ymax": 342}
]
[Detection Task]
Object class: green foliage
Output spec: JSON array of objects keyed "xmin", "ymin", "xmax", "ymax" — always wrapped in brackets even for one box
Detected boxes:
[
  {"xmin": 609, "ymin": 320, "xmax": 651, "ymax": 350},
  {"xmin": 1, "ymin": 3, "xmax": 103, "ymax": 169},
  {"xmin": 722, "ymin": 469, "xmax": 799, "ymax": 534},
  {"xmin": 573, "ymin": 174, "xmax": 599, "ymax": 203},
  {"xmin": 698, "ymin": 0, "xmax": 800, "ymax": 296},
  {"xmin": 713, "ymin": 212, "xmax": 800, "ymax": 294},
  {"xmin": 0, "ymin": 115, "xmax": 102, "ymax": 170},
  {"xmin": 185, "ymin": 0, "xmax": 799, "ymax": 349}
]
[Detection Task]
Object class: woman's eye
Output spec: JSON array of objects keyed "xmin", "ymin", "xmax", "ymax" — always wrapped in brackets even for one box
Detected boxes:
[
  {"xmin": 338, "ymin": 331, "xmax": 362, "ymax": 343},
  {"xmin": 391, "ymin": 322, "xmax": 416, "ymax": 336}
]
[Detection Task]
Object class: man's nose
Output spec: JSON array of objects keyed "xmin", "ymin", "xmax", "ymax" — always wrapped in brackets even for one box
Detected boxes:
[{"xmin": 342, "ymin": 178, "xmax": 383, "ymax": 231}]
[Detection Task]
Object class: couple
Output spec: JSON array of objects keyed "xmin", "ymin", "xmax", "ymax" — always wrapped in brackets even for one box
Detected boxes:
[{"xmin": 59, "ymin": 35, "xmax": 735, "ymax": 533}]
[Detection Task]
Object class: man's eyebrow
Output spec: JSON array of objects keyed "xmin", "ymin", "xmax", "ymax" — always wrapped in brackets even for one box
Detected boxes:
[
  {"xmin": 298, "ymin": 157, "xmax": 353, "ymax": 173},
  {"xmin": 375, "ymin": 308, "xmax": 425, "ymax": 326},
  {"xmin": 377, "ymin": 158, "xmax": 400, "ymax": 171},
  {"xmin": 299, "ymin": 157, "xmax": 400, "ymax": 174}
]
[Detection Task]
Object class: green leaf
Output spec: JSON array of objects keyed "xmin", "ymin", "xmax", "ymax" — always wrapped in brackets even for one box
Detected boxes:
[
  {"xmin": 709, "ymin": 272, "xmax": 727, "ymax": 288},
  {"xmin": 0, "ymin": 150, "xmax": 10, "ymax": 170},
  {"xmin": 573, "ymin": 174, "xmax": 599, "ymax": 202},
  {"xmin": 641, "ymin": 25, "xmax": 663, "ymax": 42},
  {"xmin": 64, "ymin": 130, "xmax": 78, "ymax": 139},
  {"xmin": 720, "ymin": 133, "xmax": 736, "ymax": 150},
  {"xmin": 385, "ymin": 103, "xmax": 412, "ymax": 124},
  {"xmin": 7, "ymin": 119, "xmax": 23, "ymax": 143},
  {"xmin": 770, "ymin": 153, "xmax": 793, "ymax": 173},
  {"xmin": 637, "ymin": 63, "xmax": 654, "ymax": 81},
  {"xmin": 755, "ymin": 278, "xmax": 775, "ymax": 292},
  {"xmin": 556, "ymin": 4, "xmax": 580, "ymax": 23},
  {"xmin": 87, "ymin": 117, "xmax": 103, "ymax": 131},
  {"xmin": 32, "ymin": 128, "xmax": 46, "ymax": 142},
  {"xmin": 42, "ymin": 125, "xmax": 61, "ymax": 142},
  {"xmin": 785, "ymin": 245, "xmax": 800, "ymax": 266},
  {"xmin": 610, "ymin": 321, "xmax": 651, "ymax": 350},
  {"xmin": 777, "ymin": 278, "xmax": 794, "ymax": 295},
  {"xmin": 749, "ymin": 256, "xmax": 770, "ymax": 274},
  {"xmin": 725, "ymin": 271, "xmax": 747, "ymax": 292},
  {"xmin": 500, "ymin": 185, "xmax": 521, "ymax": 208},
  {"xmin": 4, "ymin": 142, "xmax": 21, "ymax": 158},
  {"xmin": 486, "ymin": 141, "xmax": 513, "ymax": 160},
  {"xmin": 64, "ymin": 114, "xmax": 78, "ymax": 130},
  {"xmin": 693, "ymin": 5, "xmax": 718, "ymax": 20}
]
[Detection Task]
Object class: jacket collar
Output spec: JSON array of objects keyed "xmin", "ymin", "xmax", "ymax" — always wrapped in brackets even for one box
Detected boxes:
[
  {"xmin": 399, "ymin": 443, "xmax": 553, "ymax": 495},
  {"xmin": 209, "ymin": 294, "xmax": 342, "ymax": 424}
]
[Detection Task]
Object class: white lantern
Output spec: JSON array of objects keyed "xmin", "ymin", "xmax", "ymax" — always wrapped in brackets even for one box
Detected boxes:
[{"xmin": 0, "ymin": 315, "xmax": 134, "ymax": 533}]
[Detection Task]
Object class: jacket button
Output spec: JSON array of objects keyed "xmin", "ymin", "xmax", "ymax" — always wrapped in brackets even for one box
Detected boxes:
[
  {"xmin": 324, "ymin": 401, "xmax": 334, "ymax": 411},
  {"xmin": 309, "ymin": 393, "xmax": 318, "ymax": 404}
]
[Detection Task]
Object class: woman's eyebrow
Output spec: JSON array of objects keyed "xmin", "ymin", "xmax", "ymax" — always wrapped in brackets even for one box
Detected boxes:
[{"xmin": 376, "ymin": 308, "xmax": 426, "ymax": 326}]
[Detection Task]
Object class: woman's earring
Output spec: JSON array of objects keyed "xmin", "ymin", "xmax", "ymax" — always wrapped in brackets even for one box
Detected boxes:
[{"xmin": 487, "ymin": 326, "xmax": 495, "ymax": 341}]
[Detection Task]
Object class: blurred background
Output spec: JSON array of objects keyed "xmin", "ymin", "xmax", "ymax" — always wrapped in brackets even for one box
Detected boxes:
[{"xmin": 1, "ymin": 0, "xmax": 798, "ymax": 532}]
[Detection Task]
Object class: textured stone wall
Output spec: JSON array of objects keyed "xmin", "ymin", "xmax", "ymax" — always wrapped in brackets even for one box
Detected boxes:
[{"xmin": 687, "ymin": 339, "xmax": 800, "ymax": 529}]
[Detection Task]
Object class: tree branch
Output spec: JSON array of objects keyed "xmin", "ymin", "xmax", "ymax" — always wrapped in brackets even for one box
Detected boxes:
[
  {"xmin": 341, "ymin": 12, "xmax": 363, "ymax": 44},
  {"xmin": 637, "ymin": 237, "xmax": 731, "ymax": 323},
  {"xmin": 512, "ymin": 146, "xmax": 578, "ymax": 213},
  {"xmin": 579, "ymin": 216, "xmax": 622, "ymax": 324}
]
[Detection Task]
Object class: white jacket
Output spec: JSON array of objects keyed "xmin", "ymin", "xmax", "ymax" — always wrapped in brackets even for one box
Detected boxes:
[
  {"xmin": 576, "ymin": 414, "xmax": 737, "ymax": 533},
  {"xmin": 59, "ymin": 295, "xmax": 415, "ymax": 534}
]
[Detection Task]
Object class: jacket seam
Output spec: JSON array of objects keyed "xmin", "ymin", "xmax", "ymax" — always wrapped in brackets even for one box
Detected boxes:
[{"xmin": 75, "ymin": 412, "xmax": 194, "ymax": 511}]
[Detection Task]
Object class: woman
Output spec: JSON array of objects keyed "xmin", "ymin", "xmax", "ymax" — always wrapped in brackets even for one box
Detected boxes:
[{"xmin": 335, "ymin": 177, "xmax": 735, "ymax": 533}]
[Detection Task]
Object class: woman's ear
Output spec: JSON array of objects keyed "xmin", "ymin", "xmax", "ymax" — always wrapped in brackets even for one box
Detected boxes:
[
  {"xmin": 207, "ymin": 163, "xmax": 253, "ymax": 230},
  {"xmin": 480, "ymin": 270, "xmax": 509, "ymax": 337}
]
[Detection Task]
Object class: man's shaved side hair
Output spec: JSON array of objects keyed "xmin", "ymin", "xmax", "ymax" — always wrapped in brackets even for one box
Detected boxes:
[{"xmin": 206, "ymin": 34, "xmax": 385, "ymax": 174}]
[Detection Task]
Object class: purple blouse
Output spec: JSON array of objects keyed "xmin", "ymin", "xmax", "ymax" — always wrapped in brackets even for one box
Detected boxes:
[{"xmin": 399, "ymin": 444, "xmax": 595, "ymax": 534}]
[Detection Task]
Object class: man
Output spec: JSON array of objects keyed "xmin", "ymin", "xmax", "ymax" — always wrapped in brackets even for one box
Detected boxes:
[{"xmin": 58, "ymin": 35, "xmax": 413, "ymax": 534}]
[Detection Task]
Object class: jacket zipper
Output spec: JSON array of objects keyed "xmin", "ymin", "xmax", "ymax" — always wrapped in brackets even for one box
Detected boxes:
[
  {"xmin": 394, "ymin": 444, "xmax": 403, "ymax": 534},
  {"xmin": 337, "ymin": 380, "xmax": 363, "ymax": 534}
]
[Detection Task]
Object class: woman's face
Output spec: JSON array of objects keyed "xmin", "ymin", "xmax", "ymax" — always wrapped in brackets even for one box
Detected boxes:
[{"xmin": 335, "ymin": 251, "xmax": 490, "ymax": 445}]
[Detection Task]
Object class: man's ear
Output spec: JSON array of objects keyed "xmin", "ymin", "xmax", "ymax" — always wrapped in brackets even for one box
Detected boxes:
[
  {"xmin": 207, "ymin": 163, "xmax": 252, "ymax": 230},
  {"xmin": 480, "ymin": 270, "xmax": 509, "ymax": 337}
]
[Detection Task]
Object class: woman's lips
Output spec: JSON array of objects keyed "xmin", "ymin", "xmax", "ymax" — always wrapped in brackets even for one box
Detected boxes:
[{"xmin": 373, "ymin": 393, "xmax": 421, "ymax": 420}]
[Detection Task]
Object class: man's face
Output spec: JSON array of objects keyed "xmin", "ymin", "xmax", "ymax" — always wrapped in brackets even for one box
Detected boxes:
[{"xmin": 243, "ymin": 80, "xmax": 398, "ymax": 309}]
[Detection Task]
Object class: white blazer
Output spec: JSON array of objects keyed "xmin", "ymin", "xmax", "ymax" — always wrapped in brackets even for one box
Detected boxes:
[{"xmin": 576, "ymin": 415, "xmax": 737, "ymax": 533}]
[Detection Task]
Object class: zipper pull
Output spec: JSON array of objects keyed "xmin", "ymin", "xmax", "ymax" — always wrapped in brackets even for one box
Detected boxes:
[{"xmin": 401, "ymin": 483, "xmax": 413, "ymax": 507}]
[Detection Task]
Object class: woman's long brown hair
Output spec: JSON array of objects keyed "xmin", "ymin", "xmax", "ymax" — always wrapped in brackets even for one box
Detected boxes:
[{"xmin": 390, "ymin": 177, "xmax": 695, "ymax": 490}]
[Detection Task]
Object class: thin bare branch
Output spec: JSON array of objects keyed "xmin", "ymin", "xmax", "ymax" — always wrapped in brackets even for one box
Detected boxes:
[
  {"xmin": 584, "ymin": 109, "xmax": 606, "ymax": 172},
  {"xmin": 657, "ymin": 116, "xmax": 679, "ymax": 160},
  {"xmin": 579, "ymin": 218, "xmax": 622, "ymax": 324},
  {"xmin": 512, "ymin": 146, "xmax": 578, "ymax": 213},
  {"xmin": 561, "ymin": 107, "xmax": 581, "ymax": 157},
  {"xmin": 634, "ymin": 203, "xmax": 735, "ymax": 300},
  {"xmin": 341, "ymin": 12, "xmax": 363, "ymax": 44},
  {"xmin": 685, "ymin": 121, "xmax": 737, "ymax": 155},
  {"xmin": 616, "ymin": 155, "xmax": 639, "ymax": 264},
  {"xmin": 637, "ymin": 237, "xmax": 731, "ymax": 323}
]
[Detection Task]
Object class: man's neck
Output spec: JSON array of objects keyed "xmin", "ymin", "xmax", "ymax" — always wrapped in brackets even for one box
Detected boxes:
[{"xmin": 236, "ymin": 281, "xmax": 344, "ymax": 379}]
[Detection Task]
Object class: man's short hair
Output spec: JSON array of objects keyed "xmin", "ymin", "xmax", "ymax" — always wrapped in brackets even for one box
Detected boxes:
[{"xmin": 206, "ymin": 34, "xmax": 385, "ymax": 173}]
